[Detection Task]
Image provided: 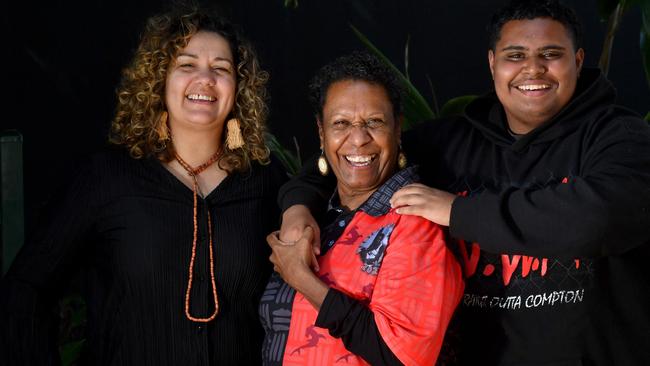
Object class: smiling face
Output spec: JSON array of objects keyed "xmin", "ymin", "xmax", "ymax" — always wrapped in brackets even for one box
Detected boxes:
[
  {"xmin": 319, "ymin": 80, "xmax": 400, "ymax": 209},
  {"xmin": 488, "ymin": 18, "xmax": 584, "ymax": 134},
  {"xmin": 165, "ymin": 31, "xmax": 236, "ymax": 133}
]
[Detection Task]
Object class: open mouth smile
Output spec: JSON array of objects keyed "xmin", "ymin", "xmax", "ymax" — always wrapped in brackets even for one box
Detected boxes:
[
  {"xmin": 186, "ymin": 93, "xmax": 216, "ymax": 102},
  {"xmin": 344, "ymin": 154, "xmax": 377, "ymax": 167},
  {"xmin": 516, "ymin": 84, "xmax": 551, "ymax": 91},
  {"xmin": 512, "ymin": 80, "xmax": 556, "ymax": 96}
]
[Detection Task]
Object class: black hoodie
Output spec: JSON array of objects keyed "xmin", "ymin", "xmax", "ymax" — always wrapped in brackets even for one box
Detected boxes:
[
  {"xmin": 408, "ymin": 68, "xmax": 650, "ymax": 365},
  {"xmin": 279, "ymin": 68, "xmax": 650, "ymax": 365}
]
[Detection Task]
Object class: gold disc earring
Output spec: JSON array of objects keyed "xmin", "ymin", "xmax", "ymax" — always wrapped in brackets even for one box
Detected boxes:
[
  {"xmin": 317, "ymin": 149, "xmax": 329, "ymax": 176},
  {"xmin": 398, "ymin": 148, "xmax": 407, "ymax": 169}
]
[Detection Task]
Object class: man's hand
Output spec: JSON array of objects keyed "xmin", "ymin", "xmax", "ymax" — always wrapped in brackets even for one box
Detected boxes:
[
  {"xmin": 390, "ymin": 183, "xmax": 457, "ymax": 226},
  {"xmin": 280, "ymin": 204, "xmax": 321, "ymax": 260}
]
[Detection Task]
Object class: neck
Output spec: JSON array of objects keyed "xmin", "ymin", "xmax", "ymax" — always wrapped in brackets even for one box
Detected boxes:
[
  {"xmin": 506, "ymin": 121, "xmax": 536, "ymax": 135},
  {"xmin": 338, "ymin": 187, "xmax": 375, "ymax": 212},
  {"xmin": 171, "ymin": 128, "xmax": 223, "ymax": 167},
  {"xmin": 504, "ymin": 111, "xmax": 549, "ymax": 135}
]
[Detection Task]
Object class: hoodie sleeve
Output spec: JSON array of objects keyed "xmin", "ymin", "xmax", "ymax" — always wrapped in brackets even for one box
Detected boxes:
[
  {"xmin": 277, "ymin": 153, "xmax": 337, "ymax": 214},
  {"xmin": 450, "ymin": 113, "xmax": 650, "ymax": 259}
]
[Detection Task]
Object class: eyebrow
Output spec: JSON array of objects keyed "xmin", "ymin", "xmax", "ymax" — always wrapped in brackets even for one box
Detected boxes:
[
  {"xmin": 177, "ymin": 53, "xmax": 234, "ymax": 63},
  {"xmin": 327, "ymin": 112, "xmax": 387, "ymax": 121},
  {"xmin": 500, "ymin": 45, "xmax": 567, "ymax": 52}
]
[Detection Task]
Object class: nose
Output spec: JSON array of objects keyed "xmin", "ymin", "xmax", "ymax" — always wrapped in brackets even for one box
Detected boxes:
[
  {"xmin": 347, "ymin": 122, "xmax": 373, "ymax": 146},
  {"xmin": 196, "ymin": 67, "xmax": 217, "ymax": 86},
  {"xmin": 523, "ymin": 57, "xmax": 547, "ymax": 76}
]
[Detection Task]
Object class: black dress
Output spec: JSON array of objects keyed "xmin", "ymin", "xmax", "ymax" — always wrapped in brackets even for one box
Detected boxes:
[{"xmin": 0, "ymin": 148, "xmax": 285, "ymax": 365}]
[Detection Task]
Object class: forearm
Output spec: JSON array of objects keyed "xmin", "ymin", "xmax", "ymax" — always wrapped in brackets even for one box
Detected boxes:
[
  {"xmin": 290, "ymin": 270, "xmax": 329, "ymax": 310},
  {"xmin": 315, "ymin": 289, "xmax": 403, "ymax": 366},
  {"xmin": 274, "ymin": 256, "xmax": 401, "ymax": 363},
  {"xmin": 450, "ymin": 116, "xmax": 650, "ymax": 258},
  {"xmin": 450, "ymin": 176, "xmax": 650, "ymax": 258}
]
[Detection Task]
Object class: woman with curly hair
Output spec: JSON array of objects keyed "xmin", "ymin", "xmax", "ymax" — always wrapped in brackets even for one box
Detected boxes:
[{"xmin": 0, "ymin": 5, "xmax": 284, "ymax": 365}]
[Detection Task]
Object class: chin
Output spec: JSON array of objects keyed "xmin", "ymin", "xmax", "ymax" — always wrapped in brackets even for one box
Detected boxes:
[
  {"xmin": 186, "ymin": 116, "xmax": 224, "ymax": 128},
  {"xmin": 342, "ymin": 175, "xmax": 383, "ymax": 191}
]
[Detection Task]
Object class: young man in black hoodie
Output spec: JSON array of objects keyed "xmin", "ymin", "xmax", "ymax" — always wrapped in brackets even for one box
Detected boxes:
[{"xmin": 275, "ymin": 0, "xmax": 650, "ymax": 365}]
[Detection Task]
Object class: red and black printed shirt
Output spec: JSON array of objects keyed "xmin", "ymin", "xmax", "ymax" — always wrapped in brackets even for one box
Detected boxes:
[{"xmin": 260, "ymin": 167, "xmax": 464, "ymax": 365}]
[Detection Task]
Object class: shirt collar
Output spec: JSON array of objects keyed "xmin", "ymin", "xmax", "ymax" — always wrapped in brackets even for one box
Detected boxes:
[{"xmin": 328, "ymin": 166, "xmax": 419, "ymax": 217}]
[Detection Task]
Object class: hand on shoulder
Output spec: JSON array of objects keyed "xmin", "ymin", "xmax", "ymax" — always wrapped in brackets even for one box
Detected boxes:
[{"xmin": 390, "ymin": 183, "xmax": 456, "ymax": 227}]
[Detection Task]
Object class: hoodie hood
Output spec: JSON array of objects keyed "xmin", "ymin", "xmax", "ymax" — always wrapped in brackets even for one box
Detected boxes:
[{"xmin": 464, "ymin": 68, "xmax": 617, "ymax": 151}]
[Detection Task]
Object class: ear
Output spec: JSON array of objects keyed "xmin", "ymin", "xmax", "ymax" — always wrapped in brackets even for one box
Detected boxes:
[
  {"xmin": 317, "ymin": 119, "xmax": 324, "ymax": 149},
  {"xmin": 575, "ymin": 48, "xmax": 585, "ymax": 74},
  {"xmin": 488, "ymin": 49, "xmax": 496, "ymax": 79}
]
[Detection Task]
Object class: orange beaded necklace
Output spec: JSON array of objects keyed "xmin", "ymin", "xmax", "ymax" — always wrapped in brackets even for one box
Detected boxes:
[{"xmin": 175, "ymin": 149, "xmax": 222, "ymax": 323}]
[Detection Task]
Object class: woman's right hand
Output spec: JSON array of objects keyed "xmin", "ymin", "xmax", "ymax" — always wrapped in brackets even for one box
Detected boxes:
[
  {"xmin": 279, "ymin": 205, "xmax": 321, "ymax": 268},
  {"xmin": 267, "ymin": 227, "xmax": 329, "ymax": 309}
]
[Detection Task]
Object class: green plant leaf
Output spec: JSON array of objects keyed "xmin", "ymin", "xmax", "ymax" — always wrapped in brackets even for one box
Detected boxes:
[
  {"xmin": 641, "ymin": 25, "xmax": 650, "ymax": 88},
  {"xmin": 597, "ymin": 0, "xmax": 622, "ymax": 20},
  {"xmin": 350, "ymin": 25, "xmax": 435, "ymax": 130},
  {"xmin": 645, "ymin": 112, "xmax": 650, "ymax": 121},
  {"xmin": 265, "ymin": 132, "xmax": 301, "ymax": 176},
  {"xmin": 283, "ymin": 0, "xmax": 298, "ymax": 9},
  {"xmin": 624, "ymin": 0, "xmax": 649, "ymax": 12},
  {"xmin": 439, "ymin": 95, "xmax": 478, "ymax": 118},
  {"xmin": 641, "ymin": 0, "xmax": 650, "ymax": 35},
  {"xmin": 60, "ymin": 339, "xmax": 85, "ymax": 366},
  {"xmin": 425, "ymin": 74, "xmax": 440, "ymax": 116},
  {"xmin": 60, "ymin": 295, "xmax": 86, "ymax": 327},
  {"xmin": 404, "ymin": 35, "xmax": 411, "ymax": 81}
]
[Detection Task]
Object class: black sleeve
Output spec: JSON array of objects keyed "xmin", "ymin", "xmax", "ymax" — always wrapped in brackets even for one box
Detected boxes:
[
  {"xmin": 267, "ymin": 155, "xmax": 291, "ymax": 208},
  {"xmin": 450, "ymin": 115, "xmax": 650, "ymax": 258},
  {"xmin": 277, "ymin": 153, "xmax": 337, "ymax": 215},
  {"xmin": 315, "ymin": 288, "xmax": 403, "ymax": 366},
  {"xmin": 0, "ymin": 159, "xmax": 98, "ymax": 365}
]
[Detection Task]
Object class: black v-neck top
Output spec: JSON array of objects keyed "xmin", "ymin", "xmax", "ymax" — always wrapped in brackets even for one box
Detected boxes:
[{"xmin": 1, "ymin": 147, "xmax": 286, "ymax": 365}]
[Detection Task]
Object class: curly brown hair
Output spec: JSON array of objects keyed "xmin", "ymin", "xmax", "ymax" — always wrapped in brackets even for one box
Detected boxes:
[{"xmin": 110, "ymin": 5, "xmax": 270, "ymax": 172}]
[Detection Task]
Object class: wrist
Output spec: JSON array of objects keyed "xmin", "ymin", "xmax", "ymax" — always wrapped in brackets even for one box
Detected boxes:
[
  {"xmin": 293, "ymin": 271, "xmax": 329, "ymax": 310},
  {"xmin": 286, "ymin": 264, "xmax": 315, "ymax": 290},
  {"xmin": 444, "ymin": 194, "xmax": 457, "ymax": 227},
  {"xmin": 283, "ymin": 204, "xmax": 311, "ymax": 220}
]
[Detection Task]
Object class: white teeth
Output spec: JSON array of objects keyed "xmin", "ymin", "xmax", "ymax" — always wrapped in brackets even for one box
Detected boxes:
[
  {"xmin": 345, "ymin": 155, "xmax": 375, "ymax": 165},
  {"xmin": 517, "ymin": 84, "xmax": 550, "ymax": 91},
  {"xmin": 187, "ymin": 94, "xmax": 216, "ymax": 101},
  {"xmin": 346, "ymin": 155, "xmax": 372, "ymax": 163}
]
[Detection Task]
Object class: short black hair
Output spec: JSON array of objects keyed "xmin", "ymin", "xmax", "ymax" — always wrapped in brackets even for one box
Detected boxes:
[
  {"xmin": 487, "ymin": 0, "xmax": 583, "ymax": 51},
  {"xmin": 308, "ymin": 51, "xmax": 403, "ymax": 120}
]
